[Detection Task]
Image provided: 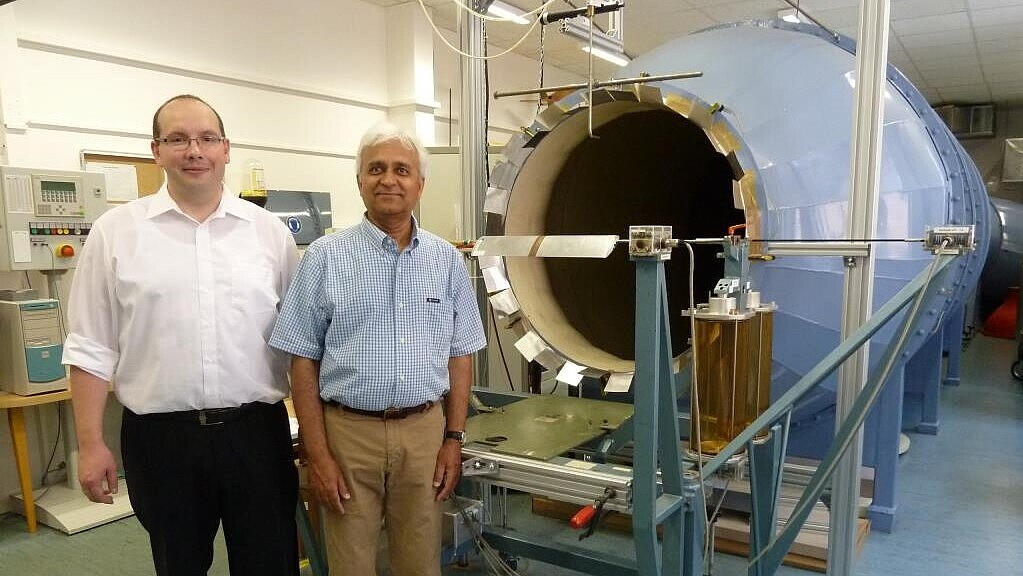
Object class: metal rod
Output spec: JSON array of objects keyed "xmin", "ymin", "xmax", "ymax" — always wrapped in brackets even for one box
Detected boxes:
[
  {"xmin": 780, "ymin": 0, "xmax": 840, "ymax": 39},
  {"xmin": 587, "ymin": 4, "xmax": 596, "ymax": 139},
  {"xmin": 541, "ymin": 2, "xmax": 623, "ymax": 25},
  {"xmin": 492, "ymin": 71, "xmax": 703, "ymax": 99}
]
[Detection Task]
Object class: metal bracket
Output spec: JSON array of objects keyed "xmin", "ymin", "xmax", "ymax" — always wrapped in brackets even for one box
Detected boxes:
[{"xmin": 462, "ymin": 457, "xmax": 500, "ymax": 477}]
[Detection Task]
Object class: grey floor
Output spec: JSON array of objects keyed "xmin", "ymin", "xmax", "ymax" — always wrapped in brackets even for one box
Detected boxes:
[{"xmin": 1, "ymin": 335, "xmax": 1020, "ymax": 576}]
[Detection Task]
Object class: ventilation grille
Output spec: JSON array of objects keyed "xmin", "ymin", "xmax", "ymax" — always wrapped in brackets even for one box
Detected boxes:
[{"xmin": 935, "ymin": 104, "xmax": 995, "ymax": 138}]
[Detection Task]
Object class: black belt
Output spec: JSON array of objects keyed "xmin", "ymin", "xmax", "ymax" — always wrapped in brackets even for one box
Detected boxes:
[
  {"xmin": 327, "ymin": 400, "xmax": 433, "ymax": 420},
  {"xmin": 135, "ymin": 401, "xmax": 270, "ymax": 426}
]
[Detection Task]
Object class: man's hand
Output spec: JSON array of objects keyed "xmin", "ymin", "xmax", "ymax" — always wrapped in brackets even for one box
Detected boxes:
[
  {"xmin": 78, "ymin": 441, "xmax": 119, "ymax": 504},
  {"xmin": 307, "ymin": 454, "xmax": 351, "ymax": 514},
  {"xmin": 433, "ymin": 440, "xmax": 462, "ymax": 501}
]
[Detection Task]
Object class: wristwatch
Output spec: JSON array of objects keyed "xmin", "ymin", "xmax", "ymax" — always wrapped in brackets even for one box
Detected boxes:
[{"xmin": 444, "ymin": 430, "xmax": 466, "ymax": 445}]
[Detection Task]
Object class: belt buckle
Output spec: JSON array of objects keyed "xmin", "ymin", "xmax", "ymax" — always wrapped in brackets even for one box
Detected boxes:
[
  {"xmin": 199, "ymin": 410, "xmax": 224, "ymax": 426},
  {"xmin": 382, "ymin": 407, "xmax": 402, "ymax": 419}
]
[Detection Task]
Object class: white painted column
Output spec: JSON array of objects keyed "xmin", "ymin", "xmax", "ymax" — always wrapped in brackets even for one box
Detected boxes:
[{"xmin": 385, "ymin": 2, "xmax": 439, "ymax": 145}]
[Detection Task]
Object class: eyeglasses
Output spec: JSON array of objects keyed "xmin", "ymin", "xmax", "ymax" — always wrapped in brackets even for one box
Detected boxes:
[{"xmin": 156, "ymin": 134, "xmax": 226, "ymax": 150}]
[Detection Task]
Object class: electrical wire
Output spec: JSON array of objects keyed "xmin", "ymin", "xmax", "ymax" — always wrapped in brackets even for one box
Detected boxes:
[
  {"xmin": 488, "ymin": 306, "xmax": 516, "ymax": 391},
  {"xmin": 417, "ymin": 0, "xmax": 548, "ymax": 60},
  {"xmin": 452, "ymin": 493, "xmax": 524, "ymax": 575},
  {"xmin": 709, "ymin": 477, "xmax": 731, "ymax": 523},
  {"xmin": 681, "ymin": 240, "xmax": 714, "ymax": 562},
  {"xmin": 40, "ymin": 403, "xmax": 63, "ymax": 486},
  {"xmin": 23, "ymin": 270, "xmax": 32, "ymax": 289},
  {"xmin": 536, "ymin": 19, "xmax": 546, "ymax": 116}
]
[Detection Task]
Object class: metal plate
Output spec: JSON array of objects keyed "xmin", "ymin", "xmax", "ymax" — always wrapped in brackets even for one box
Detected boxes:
[{"xmin": 466, "ymin": 395, "xmax": 633, "ymax": 460}]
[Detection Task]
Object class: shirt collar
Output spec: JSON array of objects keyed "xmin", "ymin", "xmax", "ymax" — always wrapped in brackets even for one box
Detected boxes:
[
  {"xmin": 145, "ymin": 183, "xmax": 254, "ymax": 222},
  {"xmin": 359, "ymin": 214, "xmax": 420, "ymax": 251}
]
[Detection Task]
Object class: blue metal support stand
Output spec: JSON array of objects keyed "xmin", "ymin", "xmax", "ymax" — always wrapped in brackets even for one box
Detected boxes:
[
  {"xmin": 864, "ymin": 368, "xmax": 903, "ymax": 533},
  {"xmin": 747, "ymin": 423, "xmax": 786, "ymax": 576},
  {"xmin": 908, "ymin": 329, "xmax": 942, "ymax": 434},
  {"xmin": 941, "ymin": 303, "xmax": 965, "ymax": 386},
  {"xmin": 296, "ymin": 502, "xmax": 328, "ymax": 576},
  {"xmin": 632, "ymin": 256, "xmax": 699, "ymax": 575}
]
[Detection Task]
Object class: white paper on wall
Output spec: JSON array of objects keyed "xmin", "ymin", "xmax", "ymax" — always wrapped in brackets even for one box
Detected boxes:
[{"xmin": 86, "ymin": 162, "xmax": 139, "ymax": 201}]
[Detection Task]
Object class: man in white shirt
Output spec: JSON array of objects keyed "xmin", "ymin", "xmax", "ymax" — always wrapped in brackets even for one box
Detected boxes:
[{"xmin": 62, "ymin": 94, "xmax": 300, "ymax": 576}]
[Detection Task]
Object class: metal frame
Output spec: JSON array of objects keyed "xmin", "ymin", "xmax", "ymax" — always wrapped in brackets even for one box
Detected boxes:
[{"xmin": 457, "ymin": 238, "xmax": 957, "ymax": 576}]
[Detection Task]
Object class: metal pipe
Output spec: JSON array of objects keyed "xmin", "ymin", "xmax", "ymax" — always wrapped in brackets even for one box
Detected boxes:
[
  {"xmin": 780, "ymin": 0, "xmax": 839, "ymax": 39},
  {"xmin": 492, "ymin": 71, "xmax": 703, "ymax": 99}
]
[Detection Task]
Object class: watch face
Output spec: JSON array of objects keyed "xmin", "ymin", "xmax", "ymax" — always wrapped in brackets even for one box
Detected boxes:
[{"xmin": 446, "ymin": 430, "xmax": 466, "ymax": 444}]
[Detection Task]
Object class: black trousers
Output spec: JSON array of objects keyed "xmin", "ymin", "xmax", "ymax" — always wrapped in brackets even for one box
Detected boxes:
[{"xmin": 121, "ymin": 401, "xmax": 299, "ymax": 576}]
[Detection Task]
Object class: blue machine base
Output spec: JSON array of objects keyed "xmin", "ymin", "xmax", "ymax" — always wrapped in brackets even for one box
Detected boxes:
[
  {"xmin": 915, "ymin": 420, "xmax": 939, "ymax": 435},
  {"xmin": 866, "ymin": 504, "xmax": 897, "ymax": 533}
]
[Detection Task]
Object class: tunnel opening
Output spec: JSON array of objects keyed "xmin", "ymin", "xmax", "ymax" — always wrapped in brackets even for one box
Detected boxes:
[{"xmin": 504, "ymin": 99, "xmax": 743, "ymax": 373}]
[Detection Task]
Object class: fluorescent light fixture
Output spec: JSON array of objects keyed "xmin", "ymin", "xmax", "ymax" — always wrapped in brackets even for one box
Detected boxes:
[
  {"xmin": 778, "ymin": 8, "xmax": 802, "ymax": 23},
  {"xmin": 581, "ymin": 45, "xmax": 630, "ymax": 66},
  {"xmin": 487, "ymin": 1, "xmax": 529, "ymax": 25},
  {"xmin": 560, "ymin": 16, "xmax": 629, "ymax": 66}
]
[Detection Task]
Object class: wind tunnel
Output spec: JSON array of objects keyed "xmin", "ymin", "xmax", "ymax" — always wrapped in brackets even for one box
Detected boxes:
[
  {"xmin": 484, "ymin": 20, "xmax": 989, "ymax": 399},
  {"xmin": 482, "ymin": 20, "xmax": 991, "ymax": 531},
  {"xmin": 979, "ymin": 198, "xmax": 1023, "ymax": 321}
]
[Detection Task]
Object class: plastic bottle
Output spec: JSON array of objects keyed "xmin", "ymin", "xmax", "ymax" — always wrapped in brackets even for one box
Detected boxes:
[{"xmin": 240, "ymin": 159, "xmax": 267, "ymax": 207}]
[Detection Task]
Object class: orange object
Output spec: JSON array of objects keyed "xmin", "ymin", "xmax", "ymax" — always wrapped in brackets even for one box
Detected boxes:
[
  {"xmin": 569, "ymin": 505, "xmax": 597, "ymax": 529},
  {"xmin": 56, "ymin": 244, "xmax": 75, "ymax": 258},
  {"xmin": 727, "ymin": 223, "xmax": 747, "ymax": 236},
  {"xmin": 983, "ymin": 287, "xmax": 1018, "ymax": 339}
]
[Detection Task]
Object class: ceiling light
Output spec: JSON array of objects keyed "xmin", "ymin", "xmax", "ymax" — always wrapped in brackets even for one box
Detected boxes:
[
  {"xmin": 487, "ymin": 1, "xmax": 529, "ymax": 25},
  {"xmin": 581, "ymin": 45, "xmax": 630, "ymax": 67},
  {"xmin": 560, "ymin": 16, "xmax": 629, "ymax": 66},
  {"xmin": 778, "ymin": 8, "xmax": 802, "ymax": 23}
]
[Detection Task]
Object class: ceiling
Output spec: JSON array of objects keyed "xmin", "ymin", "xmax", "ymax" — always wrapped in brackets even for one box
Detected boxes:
[{"xmin": 372, "ymin": 0, "xmax": 1023, "ymax": 106}]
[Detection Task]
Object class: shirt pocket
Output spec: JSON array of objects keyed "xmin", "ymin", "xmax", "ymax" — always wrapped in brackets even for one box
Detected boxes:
[
  {"xmin": 426, "ymin": 297, "xmax": 455, "ymax": 363},
  {"xmin": 230, "ymin": 264, "xmax": 278, "ymax": 313}
]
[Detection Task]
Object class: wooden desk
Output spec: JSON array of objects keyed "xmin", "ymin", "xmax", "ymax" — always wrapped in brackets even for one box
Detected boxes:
[{"xmin": 0, "ymin": 387, "xmax": 71, "ymax": 533}]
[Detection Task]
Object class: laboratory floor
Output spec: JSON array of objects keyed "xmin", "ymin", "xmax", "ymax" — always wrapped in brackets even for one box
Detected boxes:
[{"xmin": 0, "ymin": 335, "xmax": 1020, "ymax": 576}]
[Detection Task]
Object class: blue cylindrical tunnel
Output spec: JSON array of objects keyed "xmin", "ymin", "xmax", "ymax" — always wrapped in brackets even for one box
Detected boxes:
[{"xmin": 486, "ymin": 21, "xmax": 989, "ymax": 412}]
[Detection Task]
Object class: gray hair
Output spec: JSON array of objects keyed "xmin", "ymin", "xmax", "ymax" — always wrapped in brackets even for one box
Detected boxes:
[{"xmin": 355, "ymin": 121, "xmax": 428, "ymax": 180}]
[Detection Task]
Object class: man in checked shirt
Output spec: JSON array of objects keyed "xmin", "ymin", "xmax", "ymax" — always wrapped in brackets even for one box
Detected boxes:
[{"xmin": 269, "ymin": 122, "xmax": 486, "ymax": 575}]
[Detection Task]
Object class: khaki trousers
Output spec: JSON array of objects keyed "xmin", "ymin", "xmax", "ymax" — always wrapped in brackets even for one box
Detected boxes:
[{"xmin": 322, "ymin": 403, "xmax": 444, "ymax": 576}]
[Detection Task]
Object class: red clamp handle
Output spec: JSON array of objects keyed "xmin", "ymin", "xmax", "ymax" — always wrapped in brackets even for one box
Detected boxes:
[{"xmin": 570, "ymin": 505, "xmax": 597, "ymax": 529}]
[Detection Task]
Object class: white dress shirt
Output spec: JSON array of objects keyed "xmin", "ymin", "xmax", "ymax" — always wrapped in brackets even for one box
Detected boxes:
[{"xmin": 62, "ymin": 184, "xmax": 299, "ymax": 414}]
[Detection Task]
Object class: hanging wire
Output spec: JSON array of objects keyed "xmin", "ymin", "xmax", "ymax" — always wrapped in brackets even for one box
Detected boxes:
[
  {"xmin": 489, "ymin": 307, "xmax": 516, "ymax": 391},
  {"xmin": 682, "ymin": 240, "xmax": 714, "ymax": 562},
  {"xmin": 417, "ymin": 0, "xmax": 551, "ymax": 60},
  {"xmin": 536, "ymin": 18, "xmax": 546, "ymax": 116}
]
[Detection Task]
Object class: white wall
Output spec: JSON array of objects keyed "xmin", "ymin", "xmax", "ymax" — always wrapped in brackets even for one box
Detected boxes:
[{"xmin": 0, "ymin": 0, "xmax": 581, "ymax": 515}]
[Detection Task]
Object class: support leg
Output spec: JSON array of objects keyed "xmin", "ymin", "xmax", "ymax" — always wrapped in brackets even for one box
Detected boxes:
[
  {"xmin": 942, "ymin": 304, "xmax": 965, "ymax": 386},
  {"xmin": 908, "ymin": 331, "xmax": 942, "ymax": 435},
  {"xmin": 7, "ymin": 407, "xmax": 37, "ymax": 532},
  {"xmin": 866, "ymin": 369, "xmax": 903, "ymax": 533}
]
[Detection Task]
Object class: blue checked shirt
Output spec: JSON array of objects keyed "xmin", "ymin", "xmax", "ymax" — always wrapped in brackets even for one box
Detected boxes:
[{"xmin": 269, "ymin": 216, "xmax": 486, "ymax": 411}]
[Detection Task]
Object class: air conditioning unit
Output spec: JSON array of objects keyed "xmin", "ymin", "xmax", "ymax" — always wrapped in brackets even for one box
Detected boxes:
[{"xmin": 934, "ymin": 104, "xmax": 995, "ymax": 138}]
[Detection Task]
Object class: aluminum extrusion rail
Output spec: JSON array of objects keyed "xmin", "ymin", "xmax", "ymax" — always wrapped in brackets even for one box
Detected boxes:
[{"xmin": 461, "ymin": 445, "xmax": 633, "ymax": 513}]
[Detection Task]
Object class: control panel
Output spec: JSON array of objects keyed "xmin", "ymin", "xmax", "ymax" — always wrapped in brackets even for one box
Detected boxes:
[{"xmin": 0, "ymin": 166, "xmax": 108, "ymax": 271}]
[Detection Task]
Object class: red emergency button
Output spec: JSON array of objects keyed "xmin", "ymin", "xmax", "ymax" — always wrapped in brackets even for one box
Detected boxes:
[{"xmin": 56, "ymin": 244, "xmax": 75, "ymax": 258}]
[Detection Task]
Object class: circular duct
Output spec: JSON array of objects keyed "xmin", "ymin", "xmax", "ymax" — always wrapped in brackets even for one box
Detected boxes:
[{"xmin": 483, "ymin": 21, "xmax": 990, "ymax": 391}]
